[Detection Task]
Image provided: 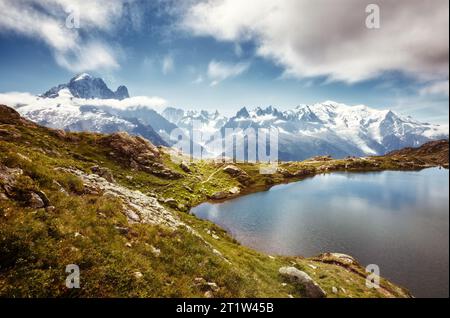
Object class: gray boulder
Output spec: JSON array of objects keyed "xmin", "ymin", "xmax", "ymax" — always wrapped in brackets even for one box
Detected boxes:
[
  {"xmin": 279, "ymin": 267, "xmax": 326, "ymax": 298},
  {"xmin": 223, "ymin": 165, "xmax": 242, "ymax": 176},
  {"xmin": 90, "ymin": 166, "xmax": 115, "ymax": 183},
  {"xmin": 35, "ymin": 190, "xmax": 50, "ymax": 207},
  {"xmin": 223, "ymin": 165, "xmax": 252, "ymax": 185},
  {"xmin": 164, "ymin": 198, "xmax": 179, "ymax": 209},
  {"xmin": 29, "ymin": 192, "xmax": 45, "ymax": 209},
  {"xmin": 209, "ymin": 191, "xmax": 228, "ymax": 200},
  {"xmin": 180, "ymin": 161, "xmax": 191, "ymax": 173}
]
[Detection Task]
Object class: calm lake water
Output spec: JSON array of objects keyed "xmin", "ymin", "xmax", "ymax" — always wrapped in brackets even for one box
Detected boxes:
[{"xmin": 192, "ymin": 168, "xmax": 449, "ymax": 298}]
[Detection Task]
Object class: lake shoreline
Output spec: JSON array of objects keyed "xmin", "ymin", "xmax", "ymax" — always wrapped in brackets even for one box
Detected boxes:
[
  {"xmin": 179, "ymin": 141, "xmax": 448, "ymax": 297},
  {"xmin": 197, "ymin": 164, "xmax": 447, "ymax": 207},
  {"xmin": 190, "ymin": 140, "xmax": 449, "ymax": 208},
  {"xmin": 192, "ymin": 168, "xmax": 449, "ymax": 298}
]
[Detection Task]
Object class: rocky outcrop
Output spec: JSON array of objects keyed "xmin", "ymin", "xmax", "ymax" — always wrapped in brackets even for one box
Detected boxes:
[
  {"xmin": 223, "ymin": 165, "xmax": 241, "ymax": 175},
  {"xmin": 0, "ymin": 165, "xmax": 51, "ymax": 209},
  {"xmin": 149, "ymin": 162, "xmax": 183, "ymax": 179},
  {"xmin": 0, "ymin": 165, "xmax": 22, "ymax": 187},
  {"xmin": 62, "ymin": 168, "xmax": 183, "ymax": 229},
  {"xmin": 279, "ymin": 267, "xmax": 327, "ymax": 298},
  {"xmin": 387, "ymin": 139, "xmax": 449, "ymax": 167},
  {"xmin": 223, "ymin": 165, "xmax": 252, "ymax": 185},
  {"xmin": 0, "ymin": 104, "xmax": 36, "ymax": 127},
  {"xmin": 0, "ymin": 105, "xmax": 24, "ymax": 124},
  {"xmin": 54, "ymin": 168, "xmax": 231, "ymax": 263},
  {"xmin": 98, "ymin": 132, "xmax": 182, "ymax": 179},
  {"xmin": 99, "ymin": 132, "xmax": 160, "ymax": 163}
]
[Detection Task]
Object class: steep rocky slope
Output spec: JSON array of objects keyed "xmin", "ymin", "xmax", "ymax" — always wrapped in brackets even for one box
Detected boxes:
[{"xmin": 1, "ymin": 104, "xmax": 444, "ymax": 298}]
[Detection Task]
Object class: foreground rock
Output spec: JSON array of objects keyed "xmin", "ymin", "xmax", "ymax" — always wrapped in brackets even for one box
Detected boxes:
[
  {"xmin": 279, "ymin": 267, "xmax": 327, "ymax": 298},
  {"xmin": 90, "ymin": 166, "xmax": 115, "ymax": 183},
  {"xmin": 228, "ymin": 187, "xmax": 240, "ymax": 195},
  {"xmin": 28, "ymin": 192, "xmax": 45, "ymax": 209},
  {"xmin": 180, "ymin": 161, "xmax": 191, "ymax": 173},
  {"xmin": 209, "ymin": 191, "xmax": 229, "ymax": 200},
  {"xmin": 223, "ymin": 165, "xmax": 252, "ymax": 185},
  {"xmin": 0, "ymin": 165, "xmax": 51, "ymax": 208},
  {"xmin": 0, "ymin": 165, "xmax": 23, "ymax": 189},
  {"xmin": 315, "ymin": 253, "xmax": 357, "ymax": 266}
]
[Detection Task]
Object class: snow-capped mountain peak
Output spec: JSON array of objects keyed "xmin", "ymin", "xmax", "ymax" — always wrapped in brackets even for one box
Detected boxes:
[
  {"xmin": 162, "ymin": 107, "xmax": 228, "ymax": 134},
  {"xmin": 71, "ymin": 73, "xmax": 93, "ymax": 82},
  {"xmin": 235, "ymin": 107, "xmax": 250, "ymax": 118},
  {"xmin": 42, "ymin": 74, "xmax": 129, "ymax": 100}
]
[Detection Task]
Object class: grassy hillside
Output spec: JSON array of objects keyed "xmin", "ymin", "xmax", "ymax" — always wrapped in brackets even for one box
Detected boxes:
[{"xmin": 2, "ymin": 104, "xmax": 445, "ymax": 298}]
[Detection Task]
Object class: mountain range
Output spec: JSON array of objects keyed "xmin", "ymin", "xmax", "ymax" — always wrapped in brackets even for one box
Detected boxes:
[
  {"xmin": 4, "ymin": 74, "xmax": 448, "ymax": 161},
  {"xmin": 161, "ymin": 103, "xmax": 448, "ymax": 160}
]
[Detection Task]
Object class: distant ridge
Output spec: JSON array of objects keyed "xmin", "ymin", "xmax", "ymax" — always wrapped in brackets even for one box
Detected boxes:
[
  {"xmin": 161, "ymin": 103, "xmax": 448, "ymax": 160},
  {"xmin": 387, "ymin": 139, "xmax": 449, "ymax": 167}
]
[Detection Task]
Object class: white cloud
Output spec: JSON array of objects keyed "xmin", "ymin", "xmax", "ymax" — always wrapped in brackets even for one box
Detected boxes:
[
  {"xmin": 207, "ymin": 60, "xmax": 250, "ymax": 86},
  {"xmin": 0, "ymin": 92, "xmax": 39, "ymax": 107},
  {"xmin": 181, "ymin": 0, "xmax": 449, "ymax": 84},
  {"xmin": 0, "ymin": 0, "xmax": 133, "ymax": 72},
  {"xmin": 0, "ymin": 91, "xmax": 168, "ymax": 113},
  {"xmin": 81, "ymin": 96, "xmax": 168, "ymax": 111},
  {"xmin": 162, "ymin": 55, "xmax": 175, "ymax": 75},
  {"xmin": 420, "ymin": 80, "xmax": 449, "ymax": 97},
  {"xmin": 54, "ymin": 41, "xmax": 120, "ymax": 73}
]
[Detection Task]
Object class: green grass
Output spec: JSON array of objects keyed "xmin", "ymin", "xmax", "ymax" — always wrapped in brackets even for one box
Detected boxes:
[{"xmin": 0, "ymin": 122, "xmax": 415, "ymax": 298}]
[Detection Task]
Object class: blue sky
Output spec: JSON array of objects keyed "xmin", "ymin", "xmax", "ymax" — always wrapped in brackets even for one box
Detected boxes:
[{"xmin": 0, "ymin": 0, "xmax": 448, "ymax": 123}]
